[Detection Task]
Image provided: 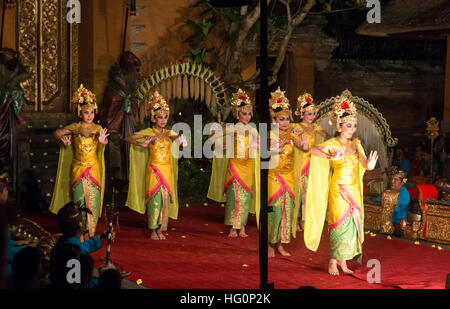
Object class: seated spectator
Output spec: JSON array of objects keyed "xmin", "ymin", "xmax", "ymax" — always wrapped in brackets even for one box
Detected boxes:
[
  {"xmin": 48, "ymin": 244, "xmax": 81, "ymax": 289},
  {"xmin": 377, "ymin": 167, "xmax": 411, "ymax": 237},
  {"xmin": 80, "ymin": 254, "xmax": 98, "ymax": 289},
  {"xmin": 0, "ymin": 172, "xmax": 32, "ymax": 274},
  {"xmin": 421, "ymin": 151, "xmax": 439, "ymax": 180},
  {"xmin": 54, "ymin": 201, "xmax": 112, "ymax": 255},
  {"xmin": 435, "ymin": 178, "xmax": 450, "ymax": 201},
  {"xmin": 8, "ymin": 246, "xmax": 49, "ymax": 289},
  {"xmin": 409, "ymin": 144, "xmax": 425, "ymax": 178},
  {"xmin": 392, "ymin": 147, "xmax": 411, "ymax": 175},
  {"xmin": 98, "ymin": 268, "xmax": 122, "ymax": 289}
]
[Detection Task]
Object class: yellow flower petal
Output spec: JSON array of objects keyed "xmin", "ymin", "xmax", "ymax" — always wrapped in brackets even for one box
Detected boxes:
[
  {"xmin": 32, "ymin": 165, "xmax": 36, "ymax": 168},
  {"xmin": 43, "ymin": 125, "xmax": 47, "ymax": 128},
  {"xmin": 219, "ymin": 231, "xmax": 224, "ymax": 234},
  {"xmin": 29, "ymin": 153, "xmax": 34, "ymax": 156},
  {"xmin": 37, "ymin": 179, "xmax": 41, "ymax": 183},
  {"xmin": 414, "ymin": 241, "xmax": 420, "ymax": 245},
  {"xmin": 136, "ymin": 279, "xmax": 142, "ymax": 285},
  {"xmin": 44, "ymin": 139, "xmax": 49, "ymax": 143},
  {"xmin": 181, "ymin": 235, "xmax": 186, "ymax": 238},
  {"xmin": 46, "ymin": 193, "xmax": 51, "ymax": 197},
  {"xmin": 370, "ymin": 233, "xmax": 376, "ymax": 237},
  {"xmin": 43, "ymin": 152, "xmax": 48, "ymax": 156},
  {"xmin": 437, "ymin": 246, "xmax": 443, "ymax": 250},
  {"xmin": 432, "ymin": 245, "xmax": 436, "ymax": 248},
  {"xmin": 242, "ymin": 264, "xmax": 248, "ymax": 267},
  {"xmin": 27, "ymin": 125, "xmax": 32, "ymax": 128},
  {"xmin": 203, "ymin": 203, "xmax": 208, "ymax": 206}
]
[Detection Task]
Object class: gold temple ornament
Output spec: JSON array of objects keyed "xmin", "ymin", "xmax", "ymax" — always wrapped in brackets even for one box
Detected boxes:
[{"xmin": 426, "ymin": 117, "xmax": 440, "ymax": 180}]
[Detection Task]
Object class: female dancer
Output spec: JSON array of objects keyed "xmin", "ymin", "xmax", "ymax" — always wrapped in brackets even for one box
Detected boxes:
[
  {"xmin": 207, "ymin": 89, "xmax": 260, "ymax": 238},
  {"xmin": 292, "ymin": 93, "xmax": 330, "ymax": 231},
  {"xmin": 50, "ymin": 84, "xmax": 108, "ymax": 238},
  {"xmin": 268, "ymin": 88, "xmax": 308, "ymax": 257},
  {"xmin": 125, "ymin": 91, "xmax": 186, "ymax": 240},
  {"xmin": 305, "ymin": 96, "xmax": 378, "ymax": 275}
]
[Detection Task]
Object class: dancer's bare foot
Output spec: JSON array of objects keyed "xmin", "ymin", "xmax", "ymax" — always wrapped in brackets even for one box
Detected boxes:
[
  {"xmin": 268, "ymin": 244, "xmax": 275, "ymax": 258},
  {"xmin": 328, "ymin": 259, "xmax": 339, "ymax": 275},
  {"xmin": 228, "ymin": 228, "xmax": 238, "ymax": 237},
  {"xmin": 157, "ymin": 229, "xmax": 166, "ymax": 240},
  {"xmin": 239, "ymin": 227, "xmax": 248, "ymax": 238},
  {"xmin": 277, "ymin": 244, "xmax": 291, "ymax": 257},
  {"xmin": 337, "ymin": 259, "xmax": 353, "ymax": 274},
  {"xmin": 150, "ymin": 230, "xmax": 159, "ymax": 240}
]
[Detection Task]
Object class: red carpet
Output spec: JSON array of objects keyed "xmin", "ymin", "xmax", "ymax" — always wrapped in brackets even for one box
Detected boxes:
[{"xmin": 22, "ymin": 204, "xmax": 450, "ymax": 289}]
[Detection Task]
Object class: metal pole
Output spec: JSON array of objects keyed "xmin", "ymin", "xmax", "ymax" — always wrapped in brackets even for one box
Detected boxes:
[
  {"xmin": 0, "ymin": 0, "xmax": 7, "ymax": 49},
  {"xmin": 259, "ymin": 0, "xmax": 273, "ymax": 290},
  {"xmin": 122, "ymin": 0, "xmax": 130, "ymax": 55}
]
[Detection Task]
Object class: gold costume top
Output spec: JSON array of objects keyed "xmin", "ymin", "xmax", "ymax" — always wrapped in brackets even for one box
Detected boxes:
[
  {"xmin": 66, "ymin": 123, "xmax": 102, "ymax": 188},
  {"xmin": 224, "ymin": 127, "xmax": 257, "ymax": 193},
  {"xmin": 147, "ymin": 133, "xmax": 172, "ymax": 165},
  {"xmin": 269, "ymin": 129, "xmax": 294, "ymax": 175}
]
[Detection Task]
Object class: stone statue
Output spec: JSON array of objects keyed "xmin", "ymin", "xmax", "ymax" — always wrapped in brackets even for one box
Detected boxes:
[
  {"xmin": 99, "ymin": 51, "xmax": 142, "ymax": 182},
  {"xmin": 0, "ymin": 48, "xmax": 29, "ymax": 168}
]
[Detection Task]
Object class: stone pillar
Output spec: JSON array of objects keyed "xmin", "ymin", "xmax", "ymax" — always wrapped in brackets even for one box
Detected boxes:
[
  {"xmin": 444, "ymin": 36, "xmax": 450, "ymax": 122},
  {"xmin": 440, "ymin": 36, "xmax": 450, "ymax": 179}
]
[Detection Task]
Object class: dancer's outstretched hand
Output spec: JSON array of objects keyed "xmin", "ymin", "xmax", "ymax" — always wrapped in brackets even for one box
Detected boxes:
[
  {"xmin": 178, "ymin": 134, "xmax": 188, "ymax": 147},
  {"xmin": 140, "ymin": 136, "xmax": 155, "ymax": 147},
  {"xmin": 99, "ymin": 128, "xmax": 110, "ymax": 144},
  {"xmin": 330, "ymin": 146, "xmax": 346, "ymax": 161},
  {"xmin": 367, "ymin": 150, "xmax": 379, "ymax": 170},
  {"xmin": 60, "ymin": 135, "xmax": 71, "ymax": 146}
]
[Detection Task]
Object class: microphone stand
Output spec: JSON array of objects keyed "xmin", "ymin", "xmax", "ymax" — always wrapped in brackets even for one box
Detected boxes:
[{"xmin": 99, "ymin": 185, "xmax": 131, "ymax": 278}]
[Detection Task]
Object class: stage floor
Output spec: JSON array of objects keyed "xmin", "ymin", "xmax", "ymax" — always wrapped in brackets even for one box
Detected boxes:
[{"xmin": 21, "ymin": 203, "xmax": 450, "ymax": 289}]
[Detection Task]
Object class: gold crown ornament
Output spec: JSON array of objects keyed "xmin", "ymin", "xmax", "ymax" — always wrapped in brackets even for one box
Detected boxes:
[
  {"xmin": 0, "ymin": 172, "xmax": 8, "ymax": 184},
  {"xmin": 269, "ymin": 87, "xmax": 291, "ymax": 119},
  {"xmin": 72, "ymin": 84, "xmax": 98, "ymax": 117},
  {"xmin": 295, "ymin": 92, "xmax": 316, "ymax": 117},
  {"xmin": 148, "ymin": 91, "xmax": 170, "ymax": 122},
  {"xmin": 230, "ymin": 88, "xmax": 253, "ymax": 119},
  {"xmin": 330, "ymin": 95, "xmax": 357, "ymax": 132},
  {"xmin": 386, "ymin": 166, "xmax": 407, "ymax": 183}
]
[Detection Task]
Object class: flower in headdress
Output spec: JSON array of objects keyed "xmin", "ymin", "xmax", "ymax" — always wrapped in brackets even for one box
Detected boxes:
[
  {"xmin": 240, "ymin": 95, "xmax": 247, "ymax": 101},
  {"xmin": 341, "ymin": 101, "xmax": 349, "ymax": 110},
  {"xmin": 305, "ymin": 98, "xmax": 312, "ymax": 103},
  {"xmin": 403, "ymin": 178, "xmax": 407, "ymax": 183}
]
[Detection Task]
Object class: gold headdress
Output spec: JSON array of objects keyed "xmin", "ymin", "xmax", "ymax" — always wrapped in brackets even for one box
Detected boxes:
[
  {"xmin": 72, "ymin": 84, "xmax": 97, "ymax": 116},
  {"xmin": 269, "ymin": 87, "xmax": 291, "ymax": 119},
  {"xmin": 386, "ymin": 166, "xmax": 407, "ymax": 184},
  {"xmin": 148, "ymin": 91, "xmax": 170, "ymax": 122},
  {"xmin": 295, "ymin": 92, "xmax": 316, "ymax": 117},
  {"xmin": 230, "ymin": 88, "xmax": 253, "ymax": 119},
  {"xmin": 330, "ymin": 95, "xmax": 357, "ymax": 132},
  {"xmin": 0, "ymin": 172, "xmax": 8, "ymax": 190}
]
